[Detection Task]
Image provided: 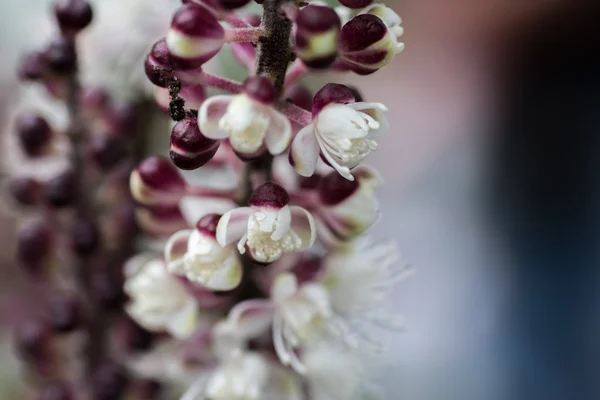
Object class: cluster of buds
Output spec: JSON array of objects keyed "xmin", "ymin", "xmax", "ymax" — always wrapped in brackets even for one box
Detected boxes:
[
  {"xmin": 124, "ymin": 0, "xmax": 409, "ymax": 398},
  {"xmin": 7, "ymin": 1, "xmax": 165, "ymax": 398}
]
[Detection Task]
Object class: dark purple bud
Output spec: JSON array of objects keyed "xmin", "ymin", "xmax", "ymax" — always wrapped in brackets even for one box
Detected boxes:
[
  {"xmin": 15, "ymin": 113, "xmax": 53, "ymax": 157},
  {"xmin": 130, "ymin": 156, "xmax": 187, "ymax": 206},
  {"xmin": 346, "ymin": 85, "xmax": 364, "ymax": 102},
  {"xmin": 107, "ymin": 101, "xmax": 138, "ymax": 137},
  {"xmin": 87, "ymin": 135, "xmax": 127, "ymax": 171},
  {"xmin": 318, "ymin": 170, "xmax": 359, "ymax": 206},
  {"xmin": 17, "ymin": 220, "xmax": 53, "ymax": 273},
  {"xmin": 243, "ymin": 76, "xmax": 277, "ymax": 105},
  {"xmin": 293, "ymin": 256, "xmax": 323, "ymax": 284},
  {"xmin": 144, "ymin": 38, "xmax": 174, "ymax": 87},
  {"xmin": 284, "ymin": 83, "xmax": 312, "ymax": 111},
  {"xmin": 15, "ymin": 319, "xmax": 52, "ymax": 362},
  {"xmin": 18, "ymin": 51, "xmax": 48, "ymax": 81},
  {"xmin": 312, "ymin": 83, "xmax": 355, "ymax": 116},
  {"xmin": 54, "ymin": 0, "xmax": 94, "ymax": 35},
  {"xmin": 92, "ymin": 269, "xmax": 126, "ymax": 310},
  {"xmin": 166, "ymin": 4, "xmax": 225, "ymax": 69},
  {"xmin": 207, "ymin": 0, "xmax": 252, "ymax": 10},
  {"xmin": 80, "ymin": 87, "xmax": 110, "ymax": 116},
  {"xmin": 135, "ymin": 205, "xmax": 188, "ymax": 237},
  {"xmin": 71, "ymin": 217, "xmax": 100, "ymax": 257},
  {"xmin": 196, "ymin": 213, "xmax": 221, "ymax": 237},
  {"xmin": 49, "ymin": 297, "xmax": 82, "ymax": 334},
  {"xmin": 45, "ymin": 169, "xmax": 77, "ymax": 208},
  {"xmin": 38, "ymin": 382, "xmax": 74, "ymax": 400},
  {"xmin": 44, "ymin": 36, "xmax": 77, "ymax": 75},
  {"xmin": 295, "ymin": 5, "xmax": 340, "ymax": 69},
  {"xmin": 92, "ymin": 362, "xmax": 130, "ymax": 400},
  {"xmin": 337, "ymin": 0, "xmax": 373, "ymax": 9},
  {"xmin": 170, "ymin": 117, "xmax": 220, "ymax": 170},
  {"xmin": 10, "ymin": 177, "xmax": 43, "ymax": 206},
  {"xmin": 249, "ymin": 182, "xmax": 289, "ymax": 208}
]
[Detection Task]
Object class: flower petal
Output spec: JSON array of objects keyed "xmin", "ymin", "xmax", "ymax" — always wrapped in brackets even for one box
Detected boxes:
[
  {"xmin": 271, "ymin": 272, "xmax": 298, "ymax": 302},
  {"xmin": 290, "ymin": 206, "xmax": 317, "ymax": 250},
  {"xmin": 228, "ymin": 299, "xmax": 275, "ymax": 339},
  {"xmin": 272, "ymin": 205, "xmax": 292, "ymax": 241},
  {"xmin": 200, "ymin": 254, "xmax": 243, "ymax": 291},
  {"xmin": 216, "ymin": 207, "xmax": 253, "ymax": 246},
  {"xmin": 164, "ymin": 229, "xmax": 193, "ymax": 275},
  {"xmin": 165, "ymin": 299, "xmax": 199, "ymax": 339},
  {"xmin": 265, "ymin": 109, "xmax": 292, "ymax": 155},
  {"xmin": 198, "ymin": 95, "xmax": 233, "ymax": 139},
  {"xmin": 290, "ymin": 125, "xmax": 319, "ymax": 177}
]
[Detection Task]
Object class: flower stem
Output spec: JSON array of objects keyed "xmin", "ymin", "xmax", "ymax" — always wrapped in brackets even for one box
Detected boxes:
[
  {"xmin": 284, "ymin": 60, "xmax": 308, "ymax": 87},
  {"xmin": 224, "ymin": 27, "xmax": 264, "ymax": 43},
  {"xmin": 176, "ymin": 70, "xmax": 243, "ymax": 94},
  {"xmin": 278, "ymin": 101, "xmax": 313, "ymax": 125}
]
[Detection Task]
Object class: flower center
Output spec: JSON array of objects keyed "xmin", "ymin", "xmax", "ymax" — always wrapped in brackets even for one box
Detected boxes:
[
  {"xmin": 245, "ymin": 212, "xmax": 301, "ymax": 263},
  {"xmin": 218, "ymin": 95, "xmax": 269, "ymax": 153}
]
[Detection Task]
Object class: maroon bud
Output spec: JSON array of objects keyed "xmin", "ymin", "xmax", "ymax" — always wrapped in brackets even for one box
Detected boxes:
[
  {"xmin": 312, "ymin": 83, "xmax": 355, "ymax": 116},
  {"xmin": 135, "ymin": 205, "xmax": 188, "ymax": 237},
  {"xmin": 54, "ymin": 0, "xmax": 94, "ymax": 35},
  {"xmin": 92, "ymin": 269, "xmax": 126, "ymax": 310},
  {"xmin": 318, "ymin": 170, "xmax": 359, "ymax": 206},
  {"xmin": 15, "ymin": 113, "xmax": 53, "ymax": 156},
  {"xmin": 144, "ymin": 38, "xmax": 174, "ymax": 87},
  {"xmin": 170, "ymin": 117, "xmax": 220, "ymax": 170},
  {"xmin": 80, "ymin": 87, "xmax": 110, "ymax": 117},
  {"xmin": 130, "ymin": 156, "xmax": 187, "ymax": 206},
  {"xmin": 49, "ymin": 297, "xmax": 82, "ymax": 334},
  {"xmin": 15, "ymin": 319, "xmax": 52, "ymax": 362},
  {"xmin": 292, "ymin": 256, "xmax": 323, "ymax": 284},
  {"xmin": 295, "ymin": 5, "xmax": 340, "ymax": 69},
  {"xmin": 243, "ymin": 76, "xmax": 277, "ymax": 105},
  {"xmin": 17, "ymin": 220, "xmax": 53, "ymax": 273},
  {"xmin": 44, "ymin": 36, "xmax": 77, "ymax": 75},
  {"xmin": 92, "ymin": 362, "xmax": 130, "ymax": 400},
  {"xmin": 10, "ymin": 177, "xmax": 43, "ymax": 206},
  {"xmin": 71, "ymin": 217, "xmax": 100, "ymax": 257},
  {"xmin": 337, "ymin": 0, "xmax": 373, "ymax": 9},
  {"xmin": 45, "ymin": 170, "xmax": 77, "ymax": 208},
  {"xmin": 208, "ymin": 0, "xmax": 252, "ymax": 10},
  {"xmin": 346, "ymin": 85, "xmax": 364, "ymax": 102},
  {"xmin": 87, "ymin": 135, "xmax": 127, "ymax": 171},
  {"xmin": 38, "ymin": 382, "xmax": 74, "ymax": 400},
  {"xmin": 196, "ymin": 213, "xmax": 221, "ymax": 237},
  {"xmin": 18, "ymin": 51, "xmax": 48, "ymax": 81},
  {"xmin": 107, "ymin": 101, "xmax": 138, "ymax": 137},
  {"xmin": 284, "ymin": 84, "xmax": 312, "ymax": 111},
  {"xmin": 249, "ymin": 182, "xmax": 289, "ymax": 208}
]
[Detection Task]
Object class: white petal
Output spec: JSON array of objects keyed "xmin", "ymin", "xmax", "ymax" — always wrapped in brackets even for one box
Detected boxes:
[
  {"xmin": 290, "ymin": 206, "xmax": 317, "ymax": 250},
  {"xmin": 290, "ymin": 125, "xmax": 319, "ymax": 177},
  {"xmin": 315, "ymin": 135, "xmax": 354, "ymax": 181},
  {"xmin": 165, "ymin": 299, "xmax": 198, "ymax": 339},
  {"xmin": 202, "ymin": 254, "xmax": 243, "ymax": 291},
  {"xmin": 164, "ymin": 229, "xmax": 193, "ymax": 275},
  {"xmin": 265, "ymin": 109, "xmax": 292, "ymax": 155},
  {"xmin": 271, "ymin": 272, "xmax": 298, "ymax": 302},
  {"xmin": 199, "ymin": 95, "xmax": 233, "ymax": 139},
  {"xmin": 317, "ymin": 104, "xmax": 369, "ymax": 139},
  {"xmin": 216, "ymin": 207, "xmax": 253, "ymax": 246},
  {"xmin": 272, "ymin": 205, "xmax": 292, "ymax": 241},
  {"xmin": 228, "ymin": 299, "xmax": 275, "ymax": 339}
]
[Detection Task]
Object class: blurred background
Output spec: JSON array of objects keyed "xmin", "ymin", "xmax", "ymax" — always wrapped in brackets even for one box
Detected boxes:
[{"xmin": 1, "ymin": 0, "xmax": 599, "ymax": 399}]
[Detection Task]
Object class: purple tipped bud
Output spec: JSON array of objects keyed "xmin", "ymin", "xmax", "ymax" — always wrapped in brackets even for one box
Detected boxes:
[
  {"xmin": 17, "ymin": 220, "xmax": 53, "ymax": 273},
  {"xmin": 243, "ymin": 76, "xmax": 277, "ymax": 105},
  {"xmin": 170, "ymin": 117, "xmax": 220, "ymax": 170},
  {"xmin": 337, "ymin": 0, "xmax": 374, "ymax": 9},
  {"xmin": 71, "ymin": 217, "xmax": 100, "ymax": 257},
  {"xmin": 106, "ymin": 101, "xmax": 138, "ymax": 137},
  {"xmin": 54, "ymin": 0, "xmax": 94, "ymax": 35},
  {"xmin": 49, "ymin": 297, "xmax": 82, "ymax": 334},
  {"xmin": 249, "ymin": 182, "xmax": 289, "ymax": 208},
  {"xmin": 205, "ymin": 0, "xmax": 252, "ymax": 10},
  {"xmin": 15, "ymin": 113, "xmax": 53, "ymax": 157},
  {"xmin": 196, "ymin": 213, "xmax": 221, "ymax": 237},
  {"xmin": 87, "ymin": 135, "xmax": 127, "ymax": 171},
  {"xmin": 166, "ymin": 4, "xmax": 225, "ymax": 69},
  {"xmin": 44, "ymin": 36, "xmax": 77, "ymax": 75},
  {"xmin": 92, "ymin": 362, "xmax": 130, "ymax": 400},
  {"xmin": 45, "ymin": 169, "xmax": 77, "ymax": 208},
  {"xmin": 130, "ymin": 156, "xmax": 187, "ymax": 206},
  {"xmin": 284, "ymin": 83, "xmax": 313, "ymax": 110},
  {"xmin": 38, "ymin": 383, "xmax": 74, "ymax": 400},
  {"xmin": 145, "ymin": 38, "xmax": 174, "ymax": 87},
  {"xmin": 135, "ymin": 205, "xmax": 188, "ymax": 237},
  {"xmin": 10, "ymin": 177, "xmax": 43, "ymax": 206},
  {"xmin": 80, "ymin": 87, "xmax": 110, "ymax": 117},
  {"xmin": 339, "ymin": 14, "xmax": 398, "ymax": 74},
  {"xmin": 318, "ymin": 170, "xmax": 359, "ymax": 205},
  {"xmin": 15, "ymin": 319, "xmax": 52, "ymax": 362},
  {"xmin": 312, "ymin": 83, "xmax": 355, "ymax": 116},
  {"xmin": 295, "ymin": 5, "xmax": 341, "ymax": 69},
  {"xmin": 346, "ymin": 85, "xmax": 364, "ymax": 102},
  {"xmin": 18, "ymin": 51, "xmax": 48, "ymax": 81}
]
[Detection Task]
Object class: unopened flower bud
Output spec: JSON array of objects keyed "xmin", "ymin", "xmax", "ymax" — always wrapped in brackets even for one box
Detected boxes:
[
  {"xmin": 130, "ymin": 156, "xmax": 187, "ymax": 206},
  {"xmin": 294, "ymin": 5, "xmax": 341, "ymax": 69},
  {"xmin": 166, "ymin": 4, "xmax": 225, "ymax": 69},
  {"xmin": 38, "ymin": 383, "xmax": 74, "ymax": 400},
  {"xmin": 44, "ymin": 36, "xmax": 77, "ymax": 75},
  {"xmin": 71, "ymin": 217, "xmax": 100, "ymax": 257},
  {"xmin": 45, "ymin": 169, "xmax": 77, "ymax": 208},
  {"xmin": 17, "ymin": 220, "xmax": 53, "ymax": 273},
  {"xmin": 338, "ymin": 14, "xmax": 401, "ymax": 74},
  {"xmin": 106, "ymin": 101, "xmax": 138, "ymax": 137},
  {"xmin": 337, "ymin": 0, "xmax": 373, "ymax": 9},
  {"xmin": 144, "ymin": 38, "xmax": 174, "ymax": 87},
  {"xmin": 15, "ymin": 113, "xmax": 53, "ymax": 157},
  {"xmin": 170, "ymin": 117, "xmax": 220, "ymax": 170},
  {"xmin": 15, "ymin": 319, "xmax": 52, "ymax": 362},
  {"xmin": 18, "ymin": 51, "xmax": 48, "ymax": 81},
  {"xmin": 10, "ymin": 177, "xmax": 43, "ymax": 206},
  {"xmin": 87, "ymin": 135, "xmax": 127, "ymax": 171},
  {"xmin": 54, "ymin": 0, "xmax": 93, "ymax": 35},
  {"xmin": 92, "ymin": 362, "xmax": 130, "ymax": 400},
  {"xmin": 204, "ymin": 0, "xmax": 252, "ymax": 10},
  {"xmin": 136, "ymin": 205, "xmax": 188, "ymax": 237},
  {"xmin": 49, "ymin": 297, "xmax": 82, "ymax": 334},
  {"xmin": 80, "ymin": 87, "xmax": 110, "ymax": 118}
]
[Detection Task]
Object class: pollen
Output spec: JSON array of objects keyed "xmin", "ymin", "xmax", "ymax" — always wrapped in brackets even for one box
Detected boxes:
[{"xmin": 245, "ymin": 213, "xmax": 302, "ymax": 263}]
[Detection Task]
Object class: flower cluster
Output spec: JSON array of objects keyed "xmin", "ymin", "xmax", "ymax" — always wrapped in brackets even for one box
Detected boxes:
[{"xmin": 125, "ymin": 0, "xmax": 408, "ymax": 398}]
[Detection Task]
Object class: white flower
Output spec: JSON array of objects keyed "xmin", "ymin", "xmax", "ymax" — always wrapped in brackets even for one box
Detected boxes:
[
  {"xmin": 164, "ymin": 214, "xmax": 243, "ymax": 291},
  {"xmin": 199, "ymin": 77, "xmax": 292, "ymax": 156},
  {"xmin": 204, "ymin": 350, "xmax": 270, "ymax": 400},
  {"xmin": 123, "ymin": 254, "xmax": 199, "ymax": 339},
  {"xmin": 216, "ymin": 182, "xmax": 316, "ymax": 263}
]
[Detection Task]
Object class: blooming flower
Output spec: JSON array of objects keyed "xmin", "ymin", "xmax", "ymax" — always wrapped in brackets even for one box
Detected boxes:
[
  {"xmin": 216, "ymin": 182, "xmax": 316, "ymax": 263},
  {"xmin": 164, "ymin": 213, "xmax": 243, "ymax": 291},
  {"xmin": 123, "ymin": 254, "xmax": 199, "ymax": 339},
  {"xmin": 199, "ymin": 76, "xmax": 292, "ymax": 157},
  {"xmin": 290, "ymin": 83, "xmax": 388, "ymax": 180}
]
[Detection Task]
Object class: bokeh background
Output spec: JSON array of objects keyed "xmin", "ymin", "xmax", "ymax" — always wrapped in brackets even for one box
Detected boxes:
[{"xmin": 1, "ymin": 0, "xmax": 599, "ymax": 399}]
